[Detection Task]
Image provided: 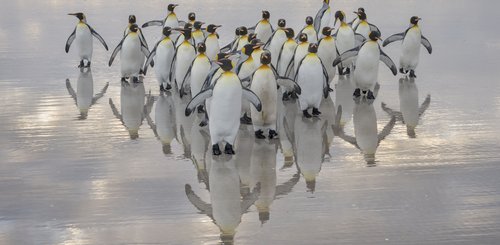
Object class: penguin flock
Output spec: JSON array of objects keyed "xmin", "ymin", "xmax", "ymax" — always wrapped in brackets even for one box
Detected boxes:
[{"xmin": 65, "ymin": 0, "xmax": 433, "ymax": 156}]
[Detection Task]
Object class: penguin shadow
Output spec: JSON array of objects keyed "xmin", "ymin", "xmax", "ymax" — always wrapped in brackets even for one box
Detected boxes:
[
  {"xmin": 381, "ymin": 77, "xmax": 431, "ymax": 138},
  {"xmin": 184, "ymin": 152, "xmax": 260, "ymax": 245},
  {"xmin": 145, "ymin": 91, "xmax": 177, "ymax": 155},
  {"xmin": 250, "ymin": 138, "xmax": 300, "ymax": 224},
  {"xmin": 108, "ymin": 79, "xmax": 153, "ymax": 139},
  {"xmin": 283, "ymin": 108, "xmax": 329, "ymax": 193},
  {"xmin": 333, "ymin": 85, "xmax": 396, "ymax": 166},
  {"xmin": 66, "ymin": 67, "xmax": 108, "ymax": 120}
]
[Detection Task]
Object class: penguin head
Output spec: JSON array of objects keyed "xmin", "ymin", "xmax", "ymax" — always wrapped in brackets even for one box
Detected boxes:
[
  {"xmin": 321, "ymin": 27, "xmax": 333, "ymax": 36},
  {"xmin": 242, "ymin": 44, "xmax": 255, "ymax": 56},
  {"xmin": 162, "ymin": 26, "xmax": 172, "ymax": 37},
  {"xmin": 184, "ymin": 22, "xmax": 193, "ymax": 30},
  {"xmin": 216, "ymin": 52, "xmax": 229, "ymax": 61},
  {"xmin": 216, "ymin": 58, "xmax": 233, "ymax": 71},
  {"xmin": 234, "ymin": 27, "xmax": 241, "ymax": 36},
  {"xmin": 193, "ymin": 21, "xmax": 204, "ymax": 30},
  {"xmin": 167, "ymin": 4, "xmax": 179, "ymax": 12},
  {"xmin": 335, "ymin": 11, "xmax": 345, "ymax": 21},
  {"xmin": 197, "ymin": 42, "xmax": 206, "ymax": 53},
  {"xmin": 355, "ymin": 11, "xmax": 367, "ymax": 21},
  {"xmin": 284, "ymin": 28, "xmax": 295, "ymax": 39},
  {"xmin": 260, "ymin": 51, "xmax": 272, "ymax": 65},
  {"xmin": 128, "ymin": 15, "xmax": 136, "ymax": 24},
  {"xmin": 248, "ymin": 33, "xmax": 257, "ymax": 42},
  {"xmin": 239, "ymin": 26, "xmax": 248, "ymax": 36},
  {"xmin": 308, "ymin": 43, "xmax": 318, "ymax": 53},
  {"xmin": 68, "ymin": 12, "xmax": 86, "ymax": 22},
  {"xmin": 206, "ymin": 24, "xmax": 221, "ymax": 33},
  {"xmin": 298, "ymin": 33, "xmax": 308, "ymax": 43},
  {"xmin": 305, "ymin": 16, "xmax": 314, "ymax": 25},
  {"xmin": 250, "ymin": 38, "xmax": 264, "ymax": 47},
  {"xmin": 358, "ymin": 7, "xmax": 365, "ymax": 13},
  {"xmin": 410, "ymin": 16, "xmax": 421, "ymax": 25},
  {"xmin": 188, "ymin": 12, "xmax": 196, "ymax": 21},
  {"xmin": 262, "ymin": 10, "xmax": 270, "ymax": 20},
  {"xmin": 277, "ymin": 19, "xmax": 286, "ymax": 28},
  {"xmin": 368, "ymin": 31, "xmax": 381, "ymax": 41},
  {"xmin": 129, "ymin": 24, "xmax": 139, "ymax": 33},
  {"xmin": 177, "ymin": 27, "xmax": 192, "ymax": 39}
]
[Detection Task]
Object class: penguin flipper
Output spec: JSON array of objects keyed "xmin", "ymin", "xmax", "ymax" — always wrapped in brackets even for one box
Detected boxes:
[
  {"xmin": 348, "ymin": 17, "xmax": 358, "ymax": 27},
  {"xmin": 91, "ymin": 82, "xmax": 109, "ymax": 105},
  {"xmin": 277, "ymin": 77, "xmax": 301, "ymax": 95},
  {"xmin": 185, "ymin": 89, "xmax": 213, "ymax": 116},
  {"xmin": 380, "ymin": 102, "xmax": 402, "ymax": 120},
  {"xmin": 140, "ymin": 42, "xmax": 151, "ymax": 60},
  {"xmin": 108, "ymin": 37, "xmax": 125, "ymax": 66},
  {"xmin": 369, "ymin": 23, "xmax": 381, "ymax": 36},
  {"xmin": 65, "ymin": 27, "xmax": 76, "ymax": 53},
  {"xmin": 354, "ymin": 33, "xmax": 366, "ymax": 46},
  {"xmin": 421, "ymin": 35, "xmax": 432, "ymax": 54},
  {"xmin": 220, "ymin": 39, "xmax": 235, "ymax": 53},
  {"xmin": 419, "ymin": 94, "xmax": 431, "ymax": 117},
  {"xmin": 379, "ymin": 48, "xmax": 398, "ymax": 75},
  {"xmin": 185, "ymin": 184, "xmax": 213, "ymax": 218},
  {"xmin": 65, "ymin": 79, "xmax": 77, "ymax": 104},
  {"xmin": 138, "ymin": 29, "xmax": 149, "ymax": 49},
  {"xmin": 378, "ymin": 116, "xmax": 396, "ymax": 144},
  {"xmin": 143, "ymin": 40, "xmax": 161, "ymax": 75},
  {"xmin": 109, "ymin": 98, "xmax": 123, "ymax": 123},
  {"xmin": 332, "ymin": 46, "xmax": 360, "ymax": 67},
  {"xmin": 142, "ymin": 20, "xmax": 163, "ymax": 28},
  {"xmin": 179, "ymin": 64, "xmax": 193, "ymax": 98},
  {"xmin": 320, "ymin": 60, "xmax": 330, "ymax": 98},
  {"xmin": 242, "ymin": 88, "xmax": 262, "ymax": 112},
  {"xmin": 88, "ymin": 25, "xmax": 108, "ymax": 50},
  {"xmin": 337, "ymin": 129, "xmax": 359, "ymax": 150},
  {"xmin": 275, "ymin": 173, "xmax": 300, "ymax": 198},
  {"xmin": 313, "ymin": 3, "xmax": 328, "ymax": 34},
  {"xmin": 382, "ymin": 32, "xmax": 405, "ymax": 47}
]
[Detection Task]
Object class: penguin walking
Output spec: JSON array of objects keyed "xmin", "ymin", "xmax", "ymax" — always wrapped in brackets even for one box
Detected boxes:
[
  {"xmin": 266, "ymin": 19, "xmax": 287, "ymax": 67},
  {"xmin": 65, "ymin": 13, "xmax": 108, "ymax": 68},
  {"xmin": 353, "ymin": 11, "xmax": 381, "ymax": 39},
  {"xmin": 185, "ymin": 59, "xmax": 262, "ymax": 155},
  {"xmin": 171, "ymin": 27, "xmax": 196, "ymax": 94},
  {"xmin": 192, "ymin": 21, "xmax": 206, "ymax": 48},
  {"xmin": 252, "ymin": 11, "xmax": 274, "ymax": 44},
  {"xmin": 185, "ymin": 43, "xmax": 212, "ymax": 105},
  {"xmin": 314, "ymin": 0, "xmax": 333, "ymax": 39},
  {"xmin": 297, "ymin": 16, "xmax": 318, "ymax": 44},
  {"xmin": 142, "ymin": 4, "xmax": 180, "ymax": 29},
  {"xmin": 295, "ymin": 43, "xmax": 330, "ymax": 118},
  {"xmin": 382, "ymin": 16, "xmax": 432, "ymax": 78},
  {"xmin": 293, "ymin": 33, "xmax": 310, "ymax": 76},
  {"xmin": 348, "ymin": 7, "xmax": 365, "ymax": 28},
  {"xmin": 276, "ymin": 28, "xmax": 297, "ymax": 78},
  {"xmin": 317, "ymin": 27, "xmax": 337, "ymax": 84},
  {"xmin": 333, "ymin": 11, "xmax": 356, "ymax": 75},
  {"xmin": 109, "ymin": 24, "xmax": 150, "ymax": 83},
  {"xmin": 143, "ymin": 27, "xmax": 175, "ymax": 92},
  {"xmin": 205, "ymin": 24, "xmax": 222, "ymax": 60},
  {"xmin": 333, "ymin": 31, "xmax": 397, "ymax": 99}
]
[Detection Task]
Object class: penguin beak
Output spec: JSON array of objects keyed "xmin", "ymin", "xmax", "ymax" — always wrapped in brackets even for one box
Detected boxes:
[
  {"xmin": 334, "ymin": 18, "xmax": 338, "ymax": 27},
  {"xmin": 377, "ymin": 36, "xmax": 383, "ymax": 42},
  {"xmin": 215, "ymin": 60, "xmax": 223, "ymax": 66},
  {"xmin": 215, "ymin": 25, "xmax": 222, "ymax": 29},
  {"xmin": 227, "ymin": 51, "xmax": 241, "ymax": 60}
]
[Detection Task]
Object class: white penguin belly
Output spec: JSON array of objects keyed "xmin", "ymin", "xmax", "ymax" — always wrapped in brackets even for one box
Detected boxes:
[
  {"xmin": 269, "ymin": 30, "xmax": 287, "ymax": 67},
  {"xmin": 336, "ymin": 27, "xmax": 355, "ymax": 66},
  {"xmin": 76, "ymin": 24, "xmax": 93, "ymax": 60},
  {"xmin": 354, "ymin": 42, "xmax": 380, "ymax": 90},
  {"xmin": 318, "ymin": 38, "xmax": 337, "ymax": 82},
  {"xmin": 190, "ymin": 56, "xmax": 211, "ymax": 96},
  {"xmin": 303, "ymin": 26, "xmax": 318, "ymax": 43},
  {"xmin": 120, "ymin": 35, "xmax": 143, "ymax": 77},
  {"xmin": 355, "ymin": 23, "xmax": 370, "ymax": 39},
  {"xmin": 255, "ymin": 22, "xmax": 273, "ymax": 44},
  {"xmin": 237, "ymin": 60, "xmax": 256, "ymax": 80},
  {"xmin": 155, "ymin": 95, "xmax": 176, "ymax": 144},
  {"xmin": 175, "ymin": 44, "xmax": 196, "ymax": 89},
  {"xmin": 294, "ymin": 44, "xmax": 309, "ymax": 74},
  {"xmin": 401, "ymin": 29, "xmax": 422, "ymax": 70},
  {"xmin": 205, "ymin": 35, "xmax": 220, "ymax": 60},
  {"xmin": 353, "ymin": 105, "xmax": 378, "ymax": 155},
  {"xmin": 335, "ymin": 76, "xmax": 355, "ymax": 126},
  {"xmin": 297, "ymin": 56, "xmax": 323, "ymax": 109},
  {"xmin": 250, "ymin": 142, "xmax": 277, "ymax": 212},
  {"xmin": 250, "ymin": 68, "xmax": 277, "ymax": 126},
  {"xmin": 251, "ymin": 49, "xmax": 265, "ymax": 68},
  {"xmin": 154, "ymin": 41, "xmax": 175, "ymax": 86},
  {"xmin": 277, "ymin": 41, "xmax": 297, "ymax": 76}
]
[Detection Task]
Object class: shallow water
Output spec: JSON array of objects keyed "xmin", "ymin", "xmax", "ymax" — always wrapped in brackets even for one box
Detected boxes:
[{"xmin": 1, "ymin": 0, "xmax": 500, "ymax": 244}]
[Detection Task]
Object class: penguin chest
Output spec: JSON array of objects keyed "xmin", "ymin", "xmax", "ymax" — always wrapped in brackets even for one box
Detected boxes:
[
  {"xmin": 269, "ymin": 30, "xmax": 287, "ymax": 65},
  {"xmin": 205, "ymin": 35, "xmax": 220, "ymax": 60},
  {"xmin": 320, "ymin": 7, "xmax": 333, "ymax": 32},
  {"xmin": 355, "ymin": 22, "xmax": 370, "ymax": 39},
  {"xmin": 192, "ymin": 30, "xmax": 205, "ymax": 46},
  {"xmin": 401, "ymin": 28, "xmax": 422, "ymax": 67},
  {"xmin": 238, "ymin": 58, "xmax": 256, "ymax": 80},
  {"xmin": 121, "ymin": 35, "xmax": 144, "ymax": 75},
  {"xmin": 318, "ymin": 38, "xmax": 337, "ymax": 79},
  {"xmin": 303, "ymin": 26, "xmax": 318, "ymax": 43},
  {"xmin": 251, "ymin": 49, "xmax": 264, "ymax": 68},
  {"xmin": 294, "ymin": 44, "xmax": 309, "ymax": 72},
  {"xmin": 164, "ymin": 13, "xmax": 178, "ymax": 28},
  {"xmin": 154, "ymin": 40, "xmax": 175, "ymax": 78},
  {"xmin": 255, "ymin": 21, "xmax": 273, "ymax": 43},
  {"xmin": 336, "ymin": 26, "xmax": 355, "ymax": 54},
  {"xmin": 297, "ymin": 56, "xmax": 323, "ymax": 100},
  {"xmin": 354, "ymin": 42, "xmax": 380, "ymax": 88},
  {"xmin": 76, "ymin": 24, "xmax": 92, "ymax": 58},
  {"xmin": 155, "ymin": 96, "xmax": 176, "ymax": 144},
  {"xmin": 76, "ymin": 73, "xmax": 93, "ymax": 110},
  {"xmin": 236, "ymin": 36, "xmax": 249, "ymax": 51},
  {"xmin": 353, "ymin": 105, "xmax": 378, "ymax": 154},
  {"xmin": 294, "ymin": 118, "xmax": 323, "ymax": 176},
  {"xmin": 121, "ymin": 85, "xmax": 145, "ymax": 131},
  {"xmin": 190, "ymin": 56, "xmax": 211, "ymax": 95},
  {"xmin": 211, "ymin": 74, "xmax": 242, "ymax": 127},
  {"xmin": 251, "ymin": 68, "xmax": 277, "ymax": 124}
]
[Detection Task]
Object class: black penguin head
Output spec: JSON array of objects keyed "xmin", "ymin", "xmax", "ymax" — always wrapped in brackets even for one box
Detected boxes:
[
  {"xmin": 358, "ymin": 7, "xmax": 365, "ymax": 13},
  {"xmin": 410, "ymin": 16, "xmax": 421, "ymax": 25},
  {"xmin": 239, "ymin": 26, "xmax": 248, "ymax": 35},
  {"xmin": 177, "ymin": 27, "xmax": 192, "ymax": 39},
  {"xmin": 68, "ymin": 12, "xmax": 85, "ymax": 21},
  {"xmin": 184, "ymin": 22, "xmax": 193, "ymax": 30},
  {"xmin": 197, "ymin": 43, "xmax": 206, "ymax": 53},
  {"xmin": 216, "ymin": 52, "xmax": 228, "ymax": 61},
  {"xmin": 206, "ymin": 24, "xmax": 221, "ymax": 33},
  {"xmin": 260, "ymin": 51, "xmax": 272, "ymax": 65},
  {"xmin": 193, "ymin": 21, "xmax": 204, "ymax": 30},
  {"xmin": 188, "ymin": 12, "xmax": 196, "ymax": 21},
  {"xmin": 285, "ymin": 28, "xmax": 295, "ymax": 39},
  {"xmin": 216, "ymin": 59, "xmax": 233, "ymax": 71},
  {"xmin": 259, "ymin": 211, "xmax": 270, "ymax": 224},
  {"xmin": 250, "ymin": 38, "xmax": 264, "ymax": 47},
  {"xmin": 356, "ymin": 11, "xmax": 367, "ymax": 20},
  {"xmin": 129, "ymin": 24, "xmax": 139, "ymax": 33},
  {"xmin": 262, "ymin": 10, "xmax": 270, "ymax": 20},
  {"xmin": 235, "ymin": 27, "xmax": 241, "ymax": 36},
  {"xmin": 128, "ymin": 15, "xmax": 136, "ymax": 24},
  {"xmin": 369, "ymin": 31, "xmax": 381, "ymax": 41},
  {"xmin": 305, "ymin": 16, "xmax": 314, "ymax": 25},
  {"xmin": 322, "ymin": 27, "xmax": 333, "ymax": 36},
  {"xmin": 248, "ymin": 33, "xmax": 257, "ymax": 42},
  {"xmin": 278, "ymin": 19, "xmax": 286, "ymax": 28},
  {"xmin": 335, "ymin": 11, "xmax": 345, "ymax": 22},
  {"xmin": 167, "ymin": 4, "xmax": 178, "ymax": 12},
  {"xmin": 162, "ymin": 26, "xmax": 172, "ymax": 37},
  {"xmin": 242, "ymin": 44, "xmax": 255, "ymax": 56},
  {"xmin": 299, "ymin": 33, "xmax": 308, "ymax": 43},
  {"xmin": 308, "ymin": 43, "xmax": 318, "ymax": 53}
]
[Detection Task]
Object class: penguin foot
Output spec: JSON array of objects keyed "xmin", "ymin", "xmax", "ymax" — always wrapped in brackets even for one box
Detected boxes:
[
  {"xmin": 197, "ymin": 105, "xmax": 205, "ymax": 114},
  {"xmin": 291, "ymin": 91, "xmax": 299, "ymax": 99},
  {"xmin": 367, "ymin": 90, "xmax": 375, "ymax": 100},
  {"xmin": 303, "ymin": 110, "xmax": 312, "ymax": 118},
  {"xmin": 132, "ymin": 77, "xmax": 140, "ymax": 83},
  {"xmin": 85, "ymin": 61, "xmax": 91, "ymax": 68},
  {"xmin": 353, "ymin": 88, "xmax": 361, "ymax": 98},
  {"xmin": 312, "ymin": 108, "xmax": 321, "ymax": 116},
  {"xmin": 199, "ymin": 119, "xmax": 208, "ymax": 127},
  {"xmin": 224, "ymin": 144, "xmax": 235, "ymax": 155},
  {"xmin": 139, "ymin": 69, "xmax": 144, "ymax": 75},
  {"xmin": 78, "ymin": 60, "xmax": 84, "ymax": 68},
  {"xmin": 409, "ymin": 70, "xmax": 417, "ymax": 78},
  {"xmin": 268, "ymin": 130, "xmax": 278, "ymax": 139},
  {"xmin": 212, "ymin": 144, "xmax": 221, "ymax": 156},
  {"xmin": 240, "ymin": 113, "xmax": 252, "ymax": 125},
  {"xmin": 255, "ymin": 130, "xmax": 266, "ymax": 139},
  {"xmin": 345, "ymin": 67, "xmax": 351, "ymax": 75},
  {"xmin": 338, "ymin": 66, "xmax": 344, "ymax": 76},
  {"xmin": 160, "ymin": 84, "xmax": 166, "ymax": 92},
  {"xmin": 166, "ymin": 83, "xmax": 172, "ymax": 90}
]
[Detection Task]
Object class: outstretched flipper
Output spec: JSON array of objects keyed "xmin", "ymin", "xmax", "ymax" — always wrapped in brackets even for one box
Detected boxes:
[
  {"xmin": 143, "ymin": 40, "xmax": 162, "ymax": 75},
  {"xmin": 332, "ymin": 46, "xmax": 360, "ymax": 67},
  {"xmin": 91, "ymin": 82, "xmax": 109, "ymax": 105},
  {"xmin": 65, "ymin": 79, "xmax": 77, "ymax": 104},
  {"xmin": 277, "ymin": 77, "xmax": 301, "ymax": 95},
  {"xmin": 242, "ymin": 88, "xmax": 262, "ymax": 112},
  {"xmin": 354, "ymin": 33, "xmax": 366, "ymax": 46},
  {"xmin": 65, "ymin": 28, "xmax": 76, "ymax": 53},
  {"xmin": 421, "ymin": 35, "xmax": 432, "ymax": 54},
  {"xmin": 381, "ymin": 102, "xmax": 403, "ymax": 120},
  {"xmin": 185, "ymin": 184, "xmax": 213, "ymax": 218},
  {"xmin": 185, "ymin": 88, "xmax": 213, "ymax": 116},
  {"xmin": 419, "ymin": 94, "xmax": 431, "ymax": 116},
  {"xmin": 142, "ymin": 20, "xmax": 164, "ymax": 28},
  {"xmin": 382, "ymin": 32, "xmax": 405, "ymax": 47},
  {"xmin": 89, "ymin": 25, "xmax": 108, "ymax": 50},
  {"xmin": 377, "ymin": 116, "xmax": 396, "ymax": 143},
  {"xmin": 379, "ymin": 48, "xmax": 397, "ymax": 75},
  {"xmin": 369, "ymin": 24, "xmax": 381, "ymax": 36},
  {"xmin": 313, "ymin": 2, "xmax": 329, "ymax": 34},
  {"xmin": 108, "ymin": 37, "xmax": 125, "ymax": 66}
]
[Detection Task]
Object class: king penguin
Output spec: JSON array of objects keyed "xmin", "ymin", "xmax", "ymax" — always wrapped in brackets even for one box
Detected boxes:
[
  {"xmin": 171, "ymin": 27, "xmax": 196, "ymax": 94},
  {"xmin": 123, "ymin": 15, "xmax": 148, "ymax": 50},
  {"xmin": 65, "ymin": 13, "xmax": 108, "ymax": 68},
  {"xmin": 142, "ymin": 4, "xmax": 181, "ymax": 40},
  {"xmin": 295, "ymin": 43, "xmax": 330, "ymax": 118},
  {"xmin": 382, "ymin": 16, "xmax": 432, "ymax": 78},
  {"xmin": 333, "ymin": 11, "xmax": 356, "ymax": 75},
  {"xmin": 236, "ymin": 26, "xmax": 250, "ymax": 51},
  {"xmin": 253, "ymin": 10, "xmax": 274, "ymax": 44},
  {"xmin": 314, "ymin": 0, "xmax": 333, "ymax": 39},
  {"xmin": 298, "ymin": 16, "xmax": 318, "ymax": 44},
  {"xmin": 143, "ymin": 27, "xmax": 175, "ymax": 92},
  {"xmin": 205, "ymin": 24, "xmax": 222, "ymax": 60},
  {"xmin": 192, "ymin": 21, "xmax": 206, "ymax": 48},
  {"xmin": 333, "ymin": 31, "xmax": 397, "ymax": 99},
  {"xmin": 293, "ymin": 33, "xmax": 310, "ymax": 76},
  {"xmin": 266, "ymin": 19, "xmax": 287, "ymax": 67},
  {"xmin": 353, "ymin": 11, "xmax": 381, "ymax": 40},
  {"xmin": 188, "ymin": 43, "xmax": 212, "ymax": 105},
  {"xmin": 185, "ymin": 59, "xmax": 262, "ymax": 155},
  {"xmin": 276, "ymin": 28, "xmax": 298, "ymax": 78},
  {"xmin": 317, "ymin": 27, "xmax": 337, "ymax": 84},
  {"xmin": 109, "ymin": 24, "xmax": 150, "ymax": 83}
]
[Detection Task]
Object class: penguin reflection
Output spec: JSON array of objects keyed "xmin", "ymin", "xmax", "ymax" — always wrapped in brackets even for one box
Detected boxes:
[
  {"xmin": 66, "ymin": 68, "xmax": 108, "ymax": 120},
  {"xmin": 109, "ymin": 80, "xmax": 153, "ymax": 139},
  {"xmin": 334, "ymin": 74, "xmax": 355, "ymax": 127},
  {"xmin": 189, "ymin": 115, "xmax": 211, "ymax": 189},
  {"xmin": 174, "ymin": 92, "xmax": 195, "ymax": 158},
  {"xmin": 381, "ymin": 77, "xmax": 430, "ymax": 138},
  {"xmin": 250, "ymin": 139, "xmax": 300, "ymax": 224},
  {"xmin": 334, "ymin": 87, "xmax": 396, "ymax": 165},
  {"xmin": 145, "ymin": 92, "xmax": 177, "ymax": 154},
  {"xmin": 185, "ymin": 155, "xmax": 259, "ymax": 245}
]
